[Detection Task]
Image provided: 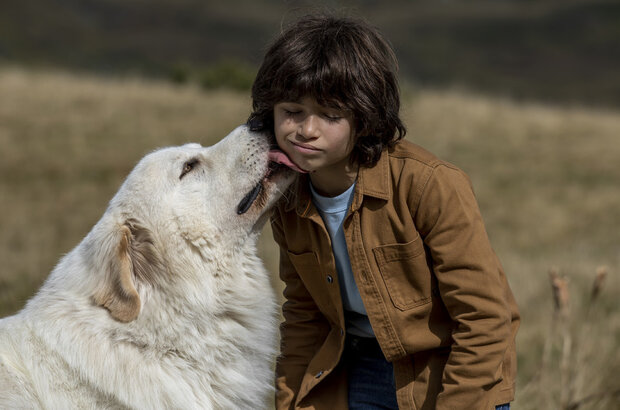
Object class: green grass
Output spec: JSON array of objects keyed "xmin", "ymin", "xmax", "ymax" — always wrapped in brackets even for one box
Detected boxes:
[{"xmin": 1, "ymin": 66, "xmax": 618, "ymax": 408}]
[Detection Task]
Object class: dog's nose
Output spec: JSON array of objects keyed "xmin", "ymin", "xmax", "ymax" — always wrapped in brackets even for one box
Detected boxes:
[{"xmin": 247, "ymin": 116, "xmax": 264, "ymax": 132}]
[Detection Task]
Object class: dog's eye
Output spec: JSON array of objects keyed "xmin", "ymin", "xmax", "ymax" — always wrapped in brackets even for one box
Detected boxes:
[{"xmin": 180, "ymin": 158, "xmax": 199, "ymax": 179}]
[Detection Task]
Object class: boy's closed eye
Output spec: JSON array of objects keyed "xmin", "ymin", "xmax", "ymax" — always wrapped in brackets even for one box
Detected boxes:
[
  {"xmin": 291, "ymin": 109, "xmax": 345, "ymax": 122},
  {"xmin": 323, "ymin": 114, "xmax": 343, "ymax": 123},
  {"xmin": 276, "ymin": 100, "xmax": 349, "ymax": 124}
]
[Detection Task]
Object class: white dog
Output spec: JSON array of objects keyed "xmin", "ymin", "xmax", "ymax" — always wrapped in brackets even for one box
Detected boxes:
[{"xmin": 0, "ymin": 125, "xmax": 296, "ymax": 409}]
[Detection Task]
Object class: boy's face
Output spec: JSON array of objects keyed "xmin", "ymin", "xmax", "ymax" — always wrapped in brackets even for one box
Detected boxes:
[{"xmin": 273, "ymin": 97, "xmax": 355, "ymax": 180}]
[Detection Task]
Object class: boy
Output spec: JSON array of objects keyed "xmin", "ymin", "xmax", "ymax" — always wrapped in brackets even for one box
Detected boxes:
[{"xmin": 249, "ymin": 14, "xmax": 519, "ymax": 410}]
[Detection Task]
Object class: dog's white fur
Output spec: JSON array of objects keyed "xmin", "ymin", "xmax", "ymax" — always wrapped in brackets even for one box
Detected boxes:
[{"xmin": 0, "ymin": 126, "xmax": 294, "ymax": 409}]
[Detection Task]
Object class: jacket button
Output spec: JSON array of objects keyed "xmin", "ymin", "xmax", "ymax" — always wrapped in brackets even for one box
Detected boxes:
[
  {"xmin": 326, "ymin": 275, "xmax": 333, "ymax": 283},
  {"xmin": 315, "ymin": 370, "xmax": 324, "ymax": 378}
]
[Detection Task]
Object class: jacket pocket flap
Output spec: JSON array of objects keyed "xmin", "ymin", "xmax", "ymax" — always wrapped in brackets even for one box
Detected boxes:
[{"xmin": 373, "ymin": 237, "xmax": 432, "ymax": 310}]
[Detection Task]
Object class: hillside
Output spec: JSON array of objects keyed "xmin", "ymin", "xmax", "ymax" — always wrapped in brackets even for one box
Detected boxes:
[
  {"xmin": 0, "ymin": 66, "xmax": 619, "ymax": 408},
  {"xmin": 0, "ymin": 0, "xmax": 619, "ymax": 106}
]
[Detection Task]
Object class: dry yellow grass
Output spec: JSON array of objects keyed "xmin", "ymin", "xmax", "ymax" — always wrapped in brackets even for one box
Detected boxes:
[{"xmin": 1, "ymin": 66, "xmax": 618, "ymax": 408}]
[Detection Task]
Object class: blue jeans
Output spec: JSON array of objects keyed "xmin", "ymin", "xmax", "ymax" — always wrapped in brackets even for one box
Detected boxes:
[
  {"xmin": 345, "ymin": 335, "xmax": 398, "ymax": 409},
  {"xmin": 344, "ymin": 335, "xmax": 511, "ymax": 410}
]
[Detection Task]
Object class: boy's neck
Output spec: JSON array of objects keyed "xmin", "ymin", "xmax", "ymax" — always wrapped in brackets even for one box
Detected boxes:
[{"xmin": 309, "ymin": 164, "xmax": 359, "ymax": 197}]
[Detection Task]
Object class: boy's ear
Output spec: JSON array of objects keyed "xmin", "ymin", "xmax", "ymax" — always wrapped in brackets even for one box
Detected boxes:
[{"xmin": 93, "ymin": 220, "xmax": 163, "ymax": 323}]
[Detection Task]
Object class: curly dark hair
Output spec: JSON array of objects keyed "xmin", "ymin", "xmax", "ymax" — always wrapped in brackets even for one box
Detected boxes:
[{"xmin": 248, "ymin": 14, "xmax": 406, "ymax": 167}]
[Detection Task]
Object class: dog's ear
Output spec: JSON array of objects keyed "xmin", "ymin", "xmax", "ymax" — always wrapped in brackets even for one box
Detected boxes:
[{"xmin": 93, "ymin": 220, "xmax": 163, "ymax": 323}]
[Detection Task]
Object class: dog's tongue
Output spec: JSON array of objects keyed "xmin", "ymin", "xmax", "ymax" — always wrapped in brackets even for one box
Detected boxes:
[{"xmin": 268, "ymin": 150, "xmax": 308, "ymax": 173}]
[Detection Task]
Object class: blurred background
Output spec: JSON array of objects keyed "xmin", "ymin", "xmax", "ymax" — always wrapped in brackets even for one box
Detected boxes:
[{"xmin": 0, "ymin": 0, "xmax": 618, "ymax": 408}]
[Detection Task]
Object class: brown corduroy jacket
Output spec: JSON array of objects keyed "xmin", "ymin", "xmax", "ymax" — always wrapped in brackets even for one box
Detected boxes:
[{"xmin": 271, "ymin": 139, "xmax": 520, "ymax": 410}]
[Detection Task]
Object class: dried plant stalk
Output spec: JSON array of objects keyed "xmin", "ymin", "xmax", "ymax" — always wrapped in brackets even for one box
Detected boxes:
[
  {"xmin": 544, "ymin": 268, "xmax": 573, "ymax": 409},
  {"xmin": 549, "ymin": 267, "xmax": 570, "ymax": 318},
  {"xmin": 531, "ymin": 266, "xmax": 615, "ymax": 409},
  {"xmin": 590, "ymin": 266, "xmax": 607, "ymax": 302},
  {"xmin": 572, "ymin": 266, "xmax": 610, "ymax": 407}
]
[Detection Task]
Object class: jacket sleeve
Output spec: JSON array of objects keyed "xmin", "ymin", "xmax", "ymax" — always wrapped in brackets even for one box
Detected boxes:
[
  {"xmin": 271, "ymin": 212, "xmax": 330, "ymax": 410},
  {"xmin": 413, "ymin": 164, "xmax": 512, "ymax": 409}
]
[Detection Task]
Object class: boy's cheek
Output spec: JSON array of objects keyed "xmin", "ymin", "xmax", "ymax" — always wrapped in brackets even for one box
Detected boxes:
[
  {"xmin": 272, "ymin": 115, "xmax": 286, "ymax": 137},
  {"xmin": 274, "ymin": 132, "xmax": 289, "ymax": 152},
  {"xmin": 273, "ymin": 120, "xmax": 292, "ymax": 144}
]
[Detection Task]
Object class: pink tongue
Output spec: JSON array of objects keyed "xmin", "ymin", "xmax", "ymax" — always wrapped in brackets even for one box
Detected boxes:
[{"xmin": 268, "ymin": 150, "xmax": 308, "ymax": 173}]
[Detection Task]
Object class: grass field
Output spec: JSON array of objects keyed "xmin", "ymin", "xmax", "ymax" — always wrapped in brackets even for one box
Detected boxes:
[{"xmin": 1, "ymin": 66, "xmax": 618, "ymax": 408}]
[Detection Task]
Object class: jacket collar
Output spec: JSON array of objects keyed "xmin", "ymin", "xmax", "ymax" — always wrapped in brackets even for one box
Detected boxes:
[{"xmin": 285, "ymin": 148, "xmax": 391, "ymax": 216}]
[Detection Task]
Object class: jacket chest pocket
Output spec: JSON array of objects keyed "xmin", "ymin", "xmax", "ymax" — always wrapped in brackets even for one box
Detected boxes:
[{"xmin": 373, "ymin": 236, "xmax": 434, "ymax": 311}]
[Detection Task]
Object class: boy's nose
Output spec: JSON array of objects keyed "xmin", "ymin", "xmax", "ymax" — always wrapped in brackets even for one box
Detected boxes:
[{"xmin": 298, "ymin": 115, "xmax": 320, "ymax": 140}]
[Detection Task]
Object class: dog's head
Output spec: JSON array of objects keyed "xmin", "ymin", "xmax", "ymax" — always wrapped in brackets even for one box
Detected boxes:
[{"xmin": 86, "ymin": 125, "xmax": 296, "ymax": 322}]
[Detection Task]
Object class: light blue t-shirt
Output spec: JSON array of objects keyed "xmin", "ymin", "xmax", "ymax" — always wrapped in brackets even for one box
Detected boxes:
[{"xmin": 310, "ymin": 181, "xmax": 374, "ymax": 338}]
